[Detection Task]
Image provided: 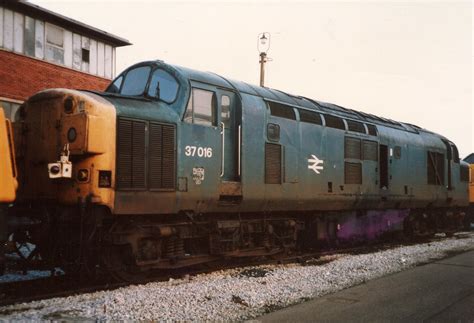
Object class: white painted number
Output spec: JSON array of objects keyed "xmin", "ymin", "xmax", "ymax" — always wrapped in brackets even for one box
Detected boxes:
[{"xmin": 185, "ymin": 146, "xmax": 213, "ymax": 158}]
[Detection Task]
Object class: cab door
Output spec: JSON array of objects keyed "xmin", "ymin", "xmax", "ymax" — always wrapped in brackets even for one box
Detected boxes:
[
  {"xmin": 180, "ymin": 83, "xmax": 222, "ymax": 212},
  {"xmin": 216, "ymin": 89, "xmax": 242, "ymax": 199},
  {"xmin": 216, "ymin": 89, "xmax": 241, "ymax": 182}
]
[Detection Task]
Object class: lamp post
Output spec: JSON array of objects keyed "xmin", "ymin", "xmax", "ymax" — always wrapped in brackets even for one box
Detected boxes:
[{"xmin": 258, "ymin": 32, "xmax": 270, "ymax": 87}]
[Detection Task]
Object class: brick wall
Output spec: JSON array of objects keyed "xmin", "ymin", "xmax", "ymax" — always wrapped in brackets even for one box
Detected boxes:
[{"xmin": 0, "ymin": 50, "xmax": 110, "ymax": 102}]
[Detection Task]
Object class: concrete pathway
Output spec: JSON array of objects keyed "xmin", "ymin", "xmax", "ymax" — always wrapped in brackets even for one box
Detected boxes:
[{"xmin": 258, "ymin": 250, "xmax": 474, "ymax": 322}]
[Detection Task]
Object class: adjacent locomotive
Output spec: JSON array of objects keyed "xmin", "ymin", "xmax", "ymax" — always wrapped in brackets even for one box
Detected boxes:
[
  {"xmin": 463, "ymin": 153, "xmax": 474, "ymax": 227},
  {"xmin": 0, "ymin": 107, "xmax": 17, "ymax": 273},
  {"xmin": 8, "ymin": 60, "xmax": 470, "ymax": 279}
]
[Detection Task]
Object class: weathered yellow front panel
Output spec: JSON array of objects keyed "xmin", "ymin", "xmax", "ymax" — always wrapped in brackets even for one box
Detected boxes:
[
  {"xmin": 0, "ymin": 108, "xmax": 17, "ymax": 203},
  {"xmin": 19, "ymin": 89, "xmax": 116, "ymax": 210}
]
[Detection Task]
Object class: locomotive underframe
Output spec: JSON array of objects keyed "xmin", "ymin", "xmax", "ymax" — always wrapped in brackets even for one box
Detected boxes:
[{"xmin": 5, "ymin": 202, "xmax": 467, "ymax": 281}]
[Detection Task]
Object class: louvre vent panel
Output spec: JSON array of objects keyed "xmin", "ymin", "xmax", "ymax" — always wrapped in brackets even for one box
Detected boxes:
[
  {"xmin": 116, "ymin": 119, "xmax": 146, "ymax": 190},
  {"xmin": 149, "ymin": 124, "xmax": 163, "ymax": 189},
  {"xmin": 265, "ymin": 143, "xmax": 282, "ymax": 184},
  {"xmin": 131, "ymin": 121, "xmax": 147, "ymax": 188},
  {"xmin": 149, "ymin": 123, "xmax": 176, "ymax": 190},
  {"xmin": 345, "ymin": 162, "xmax": 362, "ymax": 184},
  {"xmin": 427, "ymin": 152, "xmax": 435, "ymax": 185},
  {"xmin": 363, "ymin": 140, "xmax": 378, "ymax": 161},
  {"xmin": 436, "ymin": 153, "xmax": 445, "ymax": 185},
  {"xmin": 117, "ymin": 119, "xmax": 176, "ymax": 191},
  {"xmin": 161, "ymin": 125, "xmax": 176, "ymax": 189},
  {"xmin": 345, "ymin": 137, "xmax": 361, "ymax": 159},
  {"xmin": 427, "ymin": 151, "xmax": 445, "ymax": 185},
  {"xmin": 116, "ymin": 119, "xmax": 133, "ymax": 189}
]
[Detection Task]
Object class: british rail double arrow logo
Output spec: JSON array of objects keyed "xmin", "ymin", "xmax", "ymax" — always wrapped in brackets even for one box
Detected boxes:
[{"xmin": 308, "ymin": 154, "xmax": 324, "ymax": 174}]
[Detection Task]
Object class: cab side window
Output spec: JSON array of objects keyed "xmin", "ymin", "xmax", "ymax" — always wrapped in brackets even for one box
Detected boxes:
[
  {"xmin": 184, "ymin": 88, "xmax": 217, "ymax": 126},
  {"xmin": 221, "ymin": 95, "xmax": 231, "ymax": 128}
]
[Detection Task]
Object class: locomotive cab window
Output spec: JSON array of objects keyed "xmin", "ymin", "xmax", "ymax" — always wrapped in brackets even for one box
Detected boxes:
[
  {"xmin": 184, "ymin": 88, "xmax": 217, "ymax": 127},
  {"xmin": 147, "ymin": 69, "xmax": 179, "ymax": 103},
  {"xmin": 119, "ymin": 66, "xmax": 151, "ymax": 96},
  {"xmin": 221, "ymin": 95, "xmax": 231, "ymax": 128},
  {"xmin": 108, "ymin": 76, "xmax": 123, "ymax": 93}
]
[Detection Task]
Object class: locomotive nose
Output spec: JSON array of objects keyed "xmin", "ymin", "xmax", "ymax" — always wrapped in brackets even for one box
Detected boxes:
[{"xmin": 19, "ymin": 89, "xmax": 117, "ymax": 207}]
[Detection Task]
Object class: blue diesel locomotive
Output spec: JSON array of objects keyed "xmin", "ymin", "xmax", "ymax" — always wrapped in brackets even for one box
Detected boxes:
[{"xmin": 8, "ymin": 60, "xmax": 470, "ymax": 279}]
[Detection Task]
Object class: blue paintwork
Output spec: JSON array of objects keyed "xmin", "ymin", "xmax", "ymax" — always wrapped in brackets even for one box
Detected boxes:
[{"xmin": 94, "ymin": 60, "xmax": 468, "ymax": 215}]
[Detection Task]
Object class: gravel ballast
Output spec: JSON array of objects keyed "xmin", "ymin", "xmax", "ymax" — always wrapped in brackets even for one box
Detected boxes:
[{"xmin": 1, "ymin": 233, "xmax": 473, "ymax": 321}]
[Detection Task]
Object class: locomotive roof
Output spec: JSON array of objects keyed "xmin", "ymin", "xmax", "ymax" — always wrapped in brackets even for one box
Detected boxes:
[
  {"xmin": 118, "ymin": 60, "xmax": 430, "ymax": 135},
  {"xmin": 463, "ymin": 153, "xmax": 474, "ymax": 164},
  {"xmin": 170, "ymin": 62, "xmax": 423, "ymax": 134}
]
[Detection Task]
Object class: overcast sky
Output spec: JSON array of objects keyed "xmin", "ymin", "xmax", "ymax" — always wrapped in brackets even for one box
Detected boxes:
[{"xmin": 32, "ymin": 0, "xmax": 473, "ymax": 157}]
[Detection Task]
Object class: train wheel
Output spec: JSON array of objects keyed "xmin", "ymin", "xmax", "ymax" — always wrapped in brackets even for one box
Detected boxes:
[{"xmin": 101, "ymin": 243, "xmax": 156, "ymax": 283}]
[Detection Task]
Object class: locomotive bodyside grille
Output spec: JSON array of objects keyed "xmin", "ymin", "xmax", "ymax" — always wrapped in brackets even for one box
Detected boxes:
[
  {"xmin": 362, "ymin": 140, "xmax": 378, "ymax": 161},
  {"xmin": 161, "ymin": 125, "xmax": 176, "ymax": 189},
  {"xmin": 117, "ymin": 118, "xmax": 176, "ymax": 191},
  {"xmin": 117, "ymin": 119, "xmax": 146, "ymax": 189},
  {"xmin": 345, "ymin": 162, "xmax": 362, "ymax": 184},
  {"xmin": 344, "ymin": 137, "xmax": 361, "ymax": 159},
  {"xmin": 265, "ymin": 143, "xmax": 282, "ymax": 184},
  {"xmin": 149, "ymin": 123, "xmax": 163, "ymax": 189},
  {"xmin": 427, "ymin": 151, "xmax": 445, "ymax": 185},
  {"xmin": 116, "ymin": 119, "xmax": 133, "ymax": 189},
  {"xmin": 132, "ymin": 121, "xmax": 147, "ymax": 189},
  {"xmin": 149, "ymin": 123, "xmax": 176, "ymax": 190}
]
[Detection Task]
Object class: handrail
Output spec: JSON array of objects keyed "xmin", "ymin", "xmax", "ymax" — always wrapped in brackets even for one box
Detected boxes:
[
  {"xmin": 220, "ymin": 122, "xmax": 225, "ymax": 177},
  {"xmin": 238, "ymin": 125, "xmax": 241, "ymax": 177}
]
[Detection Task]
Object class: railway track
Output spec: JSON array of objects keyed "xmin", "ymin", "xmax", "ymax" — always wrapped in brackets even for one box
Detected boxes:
[{"xmin": 0, "ymin": 232, "xmax": 465, "ymax": 308}]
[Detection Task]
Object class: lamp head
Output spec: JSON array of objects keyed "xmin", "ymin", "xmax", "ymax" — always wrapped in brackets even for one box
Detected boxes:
[{"xmin": 258, "ymin": 32, "xmax": 271, "ymax": 54}]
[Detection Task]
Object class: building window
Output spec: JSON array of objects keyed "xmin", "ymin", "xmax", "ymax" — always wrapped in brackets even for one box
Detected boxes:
[
  {"xmin": 0, "ymin": 100, "xmax": 22, "ymax": 121},
  {"xmin": 45, "ymin": 23, "xmax": 64, "ymax": 64},
  {"xmin": 184, "ymin": 88, "xmax": 216, "ymax": 127},
  {"xmin": 82, "ymin": 48, "xmax": 90, "ymax": 63},
  {"xmin": 24, "ymin": 16, "xmax": 36, "ymax": 57}
]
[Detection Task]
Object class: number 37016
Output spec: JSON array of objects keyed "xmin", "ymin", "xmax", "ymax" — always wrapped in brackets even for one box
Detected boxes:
[{"xmin": 184, "ymin": 146, "xmax": 213, "ymax": 158}]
